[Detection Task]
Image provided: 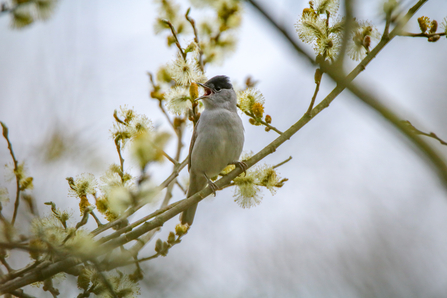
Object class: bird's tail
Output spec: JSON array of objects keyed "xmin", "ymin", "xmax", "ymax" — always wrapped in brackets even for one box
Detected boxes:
[{"xmin": 181, "ymin": 174, "xmax": 207, "ymax": 225}]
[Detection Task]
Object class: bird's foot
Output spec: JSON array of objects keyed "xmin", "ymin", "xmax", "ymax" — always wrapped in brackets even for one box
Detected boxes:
[
  {"xmin": 205, "ymin": 174, "xmax": 220, "ymax": 197},
  {"xmin": 229, "ymin": 161, "xmax": 248, "ymax": 176}
]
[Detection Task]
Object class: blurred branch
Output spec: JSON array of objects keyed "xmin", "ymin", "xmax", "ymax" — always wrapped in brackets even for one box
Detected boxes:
[
  {"xmin": 185, "ymin": 8, "xmax": 204, "ymax": 71},
  {"xmin": 91, "ymin": 260, "xmax": 119, "ymax": 298},
  {"xmin": 161, "ymin": 19, "xmax": 186, "ymax": 60},
  {"xmin": 0, "ymin": 122, "xmax": 21, "ymax": 226},
  {"xmin": 334, "ymin": 0, "xmax": 354, "ymax": 68},
  {"xmin": 175, "ymin": 180, "xmax": 186, "ymax": 194},
  {"xmin": 114, "ymin": 138, "xmax": 125, "ymax": 183},
  {"xmin": 8, "ymin": 290, "xmax": 36, "ymax": 298},
  {"xmin": 246, "ymin": 0, "xmax": 447, "ymax": 187},
  {"xmin": 161, "ymin": 149, "xmax": 178, "ymax": 165}
]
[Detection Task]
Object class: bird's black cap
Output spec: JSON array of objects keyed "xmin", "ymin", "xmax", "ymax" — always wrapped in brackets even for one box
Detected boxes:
[{"xmin": 203, "ymin": 75, "xmax": 232, "ymax": 90}]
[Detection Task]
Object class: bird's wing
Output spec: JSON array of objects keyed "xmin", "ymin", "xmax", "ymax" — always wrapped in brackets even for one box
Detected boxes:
[{"xmin": 188, "ymin": 117, "xmax": 200, "ymax": 171}]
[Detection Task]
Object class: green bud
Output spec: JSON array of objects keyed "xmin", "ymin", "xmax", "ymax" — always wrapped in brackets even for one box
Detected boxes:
[
  {"xmin": 167, "ymin": 232, "xmax": 176, "ymax": 244},
  {"xmin": 155, "ymin": 239, "xmax": 163, "ymax": 254}
]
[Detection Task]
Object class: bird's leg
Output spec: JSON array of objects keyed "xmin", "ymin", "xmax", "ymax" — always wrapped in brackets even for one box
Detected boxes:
[
  {"xmin": 204, "ymin": 173, "xmax": 219, "ymax": 196},
  {"xmin": 229, "ymin": 161, "xmax": 248, "ymax": 176}
]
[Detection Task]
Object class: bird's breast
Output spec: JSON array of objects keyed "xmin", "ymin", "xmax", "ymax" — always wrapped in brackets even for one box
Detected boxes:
[{"xmin": 190, "ymin": 109, "xmax": 244, "ymax": 177}]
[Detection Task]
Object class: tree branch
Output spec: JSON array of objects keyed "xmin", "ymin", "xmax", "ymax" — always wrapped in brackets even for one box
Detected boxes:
[
  {"xmin": 246, "ymin": 0, "xmax": 447, "ymax": 188},
  {"xmin": 0, "ymin": 122, "xmax": 21, "ymax": 226}
]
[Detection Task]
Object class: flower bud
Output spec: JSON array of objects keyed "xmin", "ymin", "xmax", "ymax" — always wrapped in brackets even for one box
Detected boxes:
[
  {"xmin": 314, "ymin": 69, "xmax": 323, "ymax": 84},
  {"xmin": 167, "ymin": 35, "xmax": 176, "ymax": 46},
  {"xmin": 167, "ymin": 232, "xmax": 176, "ymax": 244},
  {"xmin": 173, "ymin": 117, "xmax": 184, "ymax": 129},
  {"xmin": 429, "ymin": 20, "xmax": 438, "ymax": 34},
  {"xmin": 150, "ymin": 90, "xmax": 164, "ymax": 101},
  {"xmin": 265, "ymin": 115, "xmax": 272, "ymax": 124},
  {"xmin": 363, "ymin": 36, "xmax": 371, "ymax": 50},
  {"xmin": 175, "ymin": 223, "xmax": 189, "ymax": 236},
  {"xmin": 29, "ymin": 239, "xmax": 45, "ymax": 260},
  {"xmin": 418, "ymin": 16, "xmax": 429, "ymax": 33},
  {"xmin": 428, "ymin": 35, "xmax": 440, "ymax": 42},
  {"xmin": 160, "ymin": 241, "xmax": 169, "ymax": 256},
  {"xmin": 19, "ymin": 177, "xmax": 33, "ymax": 191},
  {"xmin": 251, "ymin": 102, "xmax": 264, "ymax": 119},
  {"xmin": 185, "ymin": 42, "xmax": 197, "ymax": 53},
  {"xmin": 189, "ymin": 82, "xmax": 199, "ymax": 100},
  {"xmin": 155, "ymin": 239, "xmax": 163, "ymax": 254}
]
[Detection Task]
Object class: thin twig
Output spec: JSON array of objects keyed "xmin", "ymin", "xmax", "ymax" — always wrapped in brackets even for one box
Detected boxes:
[
  {"xmin": 403, "ymin": 121, "xmax": 447, "ymax": 145},
  {"xmin": 306, "ymin": 69, "xmax": 322, "ymax": 115},
  {"xmin": 90, "ymin": 212, "xmax": 103, "ymax": 227},
  {"xmin": 158, "ymin": 101, "xmax": 176, "ymax": 131},
  {"xmin": 185, "ymin": 8, "xmax": 204, "ymax": 71},
  {"xmin": 239, "ymin": 108, "xmax": 283, "ymax": 134},
  {"xmin": 398, "ymin": 32, "xmax": 446, "ymax": 37},
  {"xmin": 135, "ymin": 254, "xmax": 159, "ymax": 263},
  {"xmin": 161, "ymin": 149, "xmax": 178, "ymax": 165},
  {"xmin": 273, "ymin": 156, "xmax": 293, "ymax": 169},
  {"xmin": 0, "ymin": 257, "xmax": 12, "ymax": 273},
  {"xmin": 114, "ymin": 138, "xmax": 125, "ymax": 183},
  {"xmin": 0, "ymin": 122, "xmax": 21, "ymax": 226},
  {"xmin": 162, "ymin": 19, "xmax": 186, "ymax": 60},
  {"xmin": 175, "ymin": 180, "xmax": 186, "ymax": 194}
]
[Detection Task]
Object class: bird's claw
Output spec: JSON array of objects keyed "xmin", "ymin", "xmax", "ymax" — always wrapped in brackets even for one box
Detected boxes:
[
  {"xmin": 230, "ymin": 161, "xmax": 248, "ymax": 176},
  {"xmin": 205, "ymin": 174, "xmax": 220, "ymax": 197},
  {"xmin": 208, "ymin": 181, "xmax": 219, "ymax": 197}
]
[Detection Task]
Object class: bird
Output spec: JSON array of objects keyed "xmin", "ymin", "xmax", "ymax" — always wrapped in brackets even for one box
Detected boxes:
[{"xmin": 181, "ymin": 75, "xmax": 246, "ymax": 226}]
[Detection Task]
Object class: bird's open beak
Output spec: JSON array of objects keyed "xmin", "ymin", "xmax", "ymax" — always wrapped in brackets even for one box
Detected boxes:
[{"xmin": 196, "ymin": 82, "xmax": 213, "ymax": 98}]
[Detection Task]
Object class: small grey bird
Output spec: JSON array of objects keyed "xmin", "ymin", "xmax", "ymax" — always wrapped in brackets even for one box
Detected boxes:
[{"xmin": 181, "ymin": 75, "xmax": 245, "ymax": 225}]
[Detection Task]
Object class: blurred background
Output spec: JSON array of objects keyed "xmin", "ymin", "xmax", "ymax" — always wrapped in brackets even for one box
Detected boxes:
[{"xmin": 1, "ymin": 0, "xmax": 447, "ymax": 297}]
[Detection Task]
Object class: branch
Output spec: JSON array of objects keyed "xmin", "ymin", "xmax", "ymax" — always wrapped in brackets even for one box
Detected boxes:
[
  {"xmin": 403, "ymin": 121, "xmax": 447, "ymax": 146},
  {"xmin": 161, "ymin": 149, "xmax": 178, "ymax": 165},
  {"xmin": 162, "ymin": 19, "xmax": 186, "ymax": 60},
  {"xmin": 246, "ymin": 0, "xmax": 447, "ymax": 188},
  {"xmin": 273, "ymin": 156, "xmax": 293, "ymax": 169},
  {"xmin": 113, "ymin": 138, "xmax": 125, "ymax": 183},
  {"xmin": 185, "ymin": 8, "xmax": 204, "ymax": 71},
  {"xmin": 397, "ymin": 32, "xmax": 446, "ymax": 37},
  {"xmin": 8, "ymin": 290, "xmax": 36, "ymax": 298},
  {"xmin": 306, "ymin": 69, "xmax": 322, "ymax": 115},
  {"xmin": 1, "ymin": 1, "xmax": 439, "ymax": 293},
  {"xmin": 0, "ymin": 122, "xmax": 21, "ymax": 226},
  {"xmin": 90, "ymin": 158, "xmax": 187, "ymax": 237},
  {"xmin": 239, "ymin": 109, "xmax": 283, "ymax": 134}
]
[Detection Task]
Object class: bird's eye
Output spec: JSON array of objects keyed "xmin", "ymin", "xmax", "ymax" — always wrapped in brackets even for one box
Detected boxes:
[{"xmin": 215, "ymin": 87, "xmax": 221, "ymax": 92}]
